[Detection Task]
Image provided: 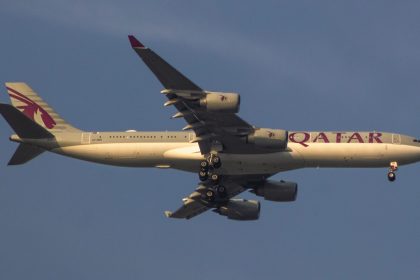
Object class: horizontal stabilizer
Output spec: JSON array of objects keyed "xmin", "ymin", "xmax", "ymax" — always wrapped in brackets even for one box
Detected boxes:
[
  {"xmin": 0, "ymin": 103, "xmax": 53, "ymax": 139},
  {"xmin": 8, "ymin": 143, "xmax": 44, "ymax": 165}
]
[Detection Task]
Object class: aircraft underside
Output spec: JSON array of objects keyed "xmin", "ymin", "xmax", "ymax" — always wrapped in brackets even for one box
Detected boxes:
[{"xmin": 53, "ymin": 141, "xmax": 420, "ymax": 175}]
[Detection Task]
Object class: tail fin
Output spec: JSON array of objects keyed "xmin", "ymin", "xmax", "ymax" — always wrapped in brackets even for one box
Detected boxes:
[
  {"xmin": 1, "ymin": 82, "xmax": 80, "ymax": 165},
  {"xmin": 5, "ymin": 82, "xmax": 80, "ymax": 133}
]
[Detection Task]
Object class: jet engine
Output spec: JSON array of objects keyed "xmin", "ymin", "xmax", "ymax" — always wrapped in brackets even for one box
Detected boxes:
[
  {"xmin": 247, "ymin": 128, "xmax": 288, "ymax": 150},
  {"xmin": 199, "ymin": 92, "xmax": 240, "ymax": 113},
  {"xmin": 215, "ymin": 199, "xmax": 260, "ymax": 220},
  {"xmin": 252, "ymin": 180, "xmax": 298, "ymax": 202}
]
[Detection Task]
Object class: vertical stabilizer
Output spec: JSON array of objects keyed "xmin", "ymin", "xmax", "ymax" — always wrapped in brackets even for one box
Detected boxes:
[{"xmin": 5, "ymin": 82, "xmax": 80, "ymax": 133}]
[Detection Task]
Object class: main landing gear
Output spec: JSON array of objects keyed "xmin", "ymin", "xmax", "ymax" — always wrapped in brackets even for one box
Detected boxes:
[
  {"xmin": 198, "ymin": 154, "xmax": 226, "ymax": 202},
  {"xmin": 387, "ymin": 161, "xmax": 398, "ymax": 182},
  {"xmin": 198, "ymin": 167, "xmax": 221, "ymax": 183},
  {"xmin": 199, "ymin": 154, "xmax": 222, "ymax": 182}
]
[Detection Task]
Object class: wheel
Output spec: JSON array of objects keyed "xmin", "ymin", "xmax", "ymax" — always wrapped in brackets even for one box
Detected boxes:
[
  {"xmin": 387, "ymin": 171, "xmax": 396, "ymax": 182},
  {"xmin": 215, "ymin": 185, "xmax": 227, "ymax": 198},
  {"xmin": 200, "ymin": 160, "xmax": 209, "ymax": 171},
  {"xmin": 213, "ymin": 156, "xmax": 222, "ymax": 169},
  {"xmin": 203, "ymin": 189, "xmax": 216, "ymax": 202},
  {"xmin": 199, "ymin": 170, "xmax": 208, "ymax": 182},
  {"xmin": 210, "ymin": 173, "xmax": 219, "ymax": 183}
]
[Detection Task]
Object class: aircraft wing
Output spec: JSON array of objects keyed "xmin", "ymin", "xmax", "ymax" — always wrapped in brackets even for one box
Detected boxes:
[
  {"xmin": 164, "ymin": 175, "xmax": 270, "ymax": 219},
  {"xmin": 128, "ymin": 35, "xmax": 256, "ymax": 154}
]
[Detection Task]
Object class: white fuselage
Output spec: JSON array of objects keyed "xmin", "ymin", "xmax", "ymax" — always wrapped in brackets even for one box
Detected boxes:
[{"xmin": 46, "ymin": 131, "xmax": 420, "ymax": 175}]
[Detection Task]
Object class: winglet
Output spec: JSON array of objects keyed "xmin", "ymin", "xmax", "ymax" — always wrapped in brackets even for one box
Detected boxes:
[
  {"xmin": 128, "ymin": 35, "xmax": 145, "ymax": 49},
  {"xmin": 164, "ymin": 211, "xmax": 173, "ymax": 218}
]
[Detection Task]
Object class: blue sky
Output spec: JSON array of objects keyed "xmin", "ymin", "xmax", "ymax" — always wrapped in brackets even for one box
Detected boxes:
[{"xmin": 1, "ymin": 1, "xmax": 419, "ymax": 279}]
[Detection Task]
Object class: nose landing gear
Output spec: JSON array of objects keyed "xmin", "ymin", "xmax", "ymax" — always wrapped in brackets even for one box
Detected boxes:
[{"xmin": 387, "ymin": 161, "xmax": 398, "ymax": 182}]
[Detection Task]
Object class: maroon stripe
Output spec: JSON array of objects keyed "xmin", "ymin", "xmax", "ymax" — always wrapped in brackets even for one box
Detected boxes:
[
  {"xmin": 6, "ymin": 87, "xmax": 33, "ymax": 103},
  {"xmin": 8, "ymin": 93, "xmax": 32, "ymax": 105}
]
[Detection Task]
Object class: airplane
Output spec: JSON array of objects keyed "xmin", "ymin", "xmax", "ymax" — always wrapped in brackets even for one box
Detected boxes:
[{"xmin": 1, "ymin": 35, "xmax": 419, "ymax": 221}]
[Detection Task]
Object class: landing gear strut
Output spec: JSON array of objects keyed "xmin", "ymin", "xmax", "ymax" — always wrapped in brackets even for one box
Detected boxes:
[{"xmin": 387, "ymin": 161, "xmax": 398, "ymax": 182}]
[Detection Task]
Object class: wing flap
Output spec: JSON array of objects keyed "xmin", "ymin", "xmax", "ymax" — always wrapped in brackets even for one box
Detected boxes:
[{"xmin": 165, "ymin": 199, "xmax": 210, "ymax": 219}]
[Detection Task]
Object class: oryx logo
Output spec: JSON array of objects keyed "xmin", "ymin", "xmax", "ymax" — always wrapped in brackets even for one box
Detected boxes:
[
  {"xmin": 267, "ymin": 131, "xmax": 275, "ymax": 138},
  {"xmin": 7, "ymin": 87, "xmax": 56, "ymax": 129}
]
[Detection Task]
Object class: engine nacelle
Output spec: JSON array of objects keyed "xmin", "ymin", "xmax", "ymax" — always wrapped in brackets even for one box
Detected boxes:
[
  {"xmin": 247, "ymin": 128, "xmax": 288, "ymax": 150},
  {"xmin": 253, "ymin": 180, "xmax": 297, "ymax": 202},
  {"xmin": 215, "ymin": 199, "xmax": 260, "ymax": 221},
  {"xmin": 199, "ymin": 92, "xmax": 240, "ymax": 113}
]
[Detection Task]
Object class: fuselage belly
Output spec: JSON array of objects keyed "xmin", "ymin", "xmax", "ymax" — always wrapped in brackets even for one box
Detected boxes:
[{"xmin": 52, "ymin": 133, "xmax": 420, "ymax": 175}]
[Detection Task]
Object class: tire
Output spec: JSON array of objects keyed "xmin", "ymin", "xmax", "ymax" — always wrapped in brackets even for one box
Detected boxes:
[
  {"xmin": 210, "ymin": 173, "xmax": 219, "ymax": 182},
  {"xmin": 200, "ymin": 160, "xmax": 209, "ymax": 170},
  {"xmin": 213, "ymin": 156, "xmax": 220, "ymax": 164},
  {"xmin": 216, "ymin": 185, "xmax": 227, "ymax": 198},
  {"xmin": 199, "ymin": 171, "xmax": 208, "ymax": 182},
  {"xmin": 213, "ymin": 156, "xmax": 222, "ymax": 169},
  {"xmin": 387, "ymin": 172, "xmax": 396, "ymax": 182},
  {"xmin": 204, "ymin": 189, "xmax": 216, "ymax": 202}
]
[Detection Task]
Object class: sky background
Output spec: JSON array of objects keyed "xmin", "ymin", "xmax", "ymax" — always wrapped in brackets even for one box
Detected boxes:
[{"xmin": 1, "ymin": 1, "xmax": 420, "ymax": 279}]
